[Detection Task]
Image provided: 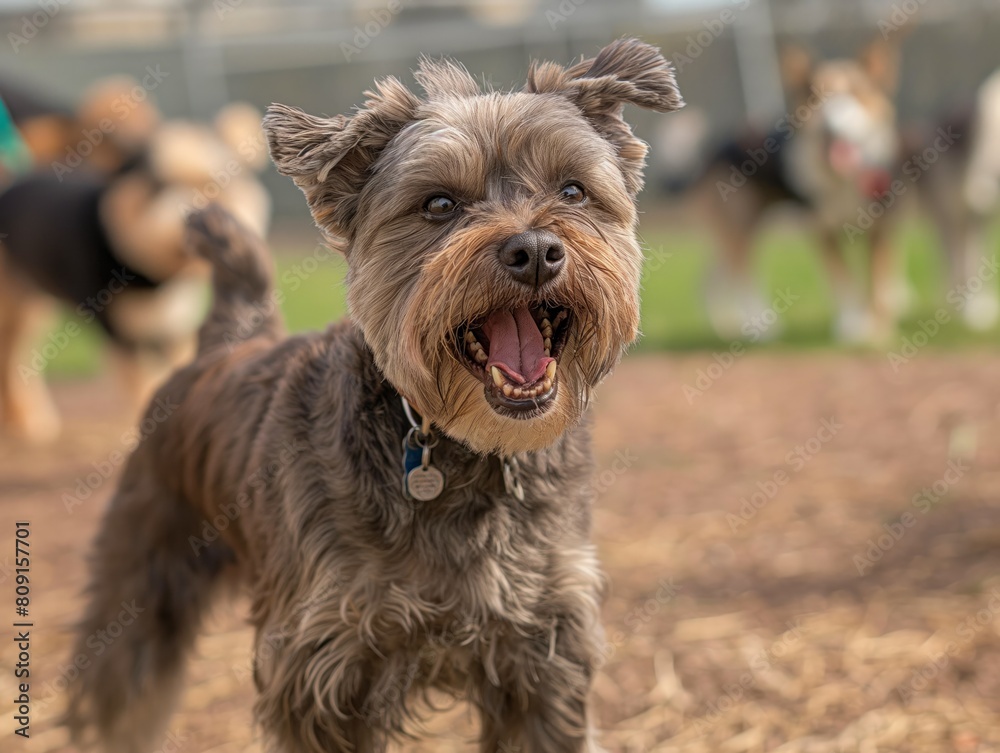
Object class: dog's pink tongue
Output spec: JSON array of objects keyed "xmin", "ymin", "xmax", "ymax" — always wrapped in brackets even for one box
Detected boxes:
[
  {"xmin": 861, "ymin": 168, "xmax": 893, "ymax": 200},
  {"xmin": 482, "ymin": 306, "xmax": 552, "ymax": 385}
]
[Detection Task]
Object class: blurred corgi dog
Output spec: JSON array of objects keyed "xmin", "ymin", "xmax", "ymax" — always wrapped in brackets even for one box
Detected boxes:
[
  {"xmin": 690, "ymin": 39, "xmax": 904, "ymax": 344},
  {"xmin": 0, "ymin": 80, "xmax": 270, "ymax": 442}
]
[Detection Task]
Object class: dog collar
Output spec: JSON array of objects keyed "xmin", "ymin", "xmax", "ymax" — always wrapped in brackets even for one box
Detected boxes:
[
  {"xmin": 400, "ymin": 397, "xmax": 445, "ymax": 502},
  {"xmin": 399, "ymin": 397, "xmax": 524, "ymax": 502}
]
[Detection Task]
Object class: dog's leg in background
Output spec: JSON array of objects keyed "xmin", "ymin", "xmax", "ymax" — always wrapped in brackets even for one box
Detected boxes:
[
  {"xmin": 700, "ymin": 178, "xmax": 773, "ymax": 341},
  {"xmin": 867, "ymin": 222, "xmax": 900, "ymax": 344},
  {"xmin": 104, "ymin": 268, "xmax": 209, "ymax": 416},
  {"xmin": 0, "ymin": 266, "xmax": 61, "ymax": 442},
  {"xmin": 64, "ymin": 460, "xmax": 235, "ymax": 752},
  {"xmin": 820, "ymin": 228, "xmax": 872, "ymax": 344},
  {"xmin": 958, "ymin": 211, "xmax": 1000, "ymax": 330}
]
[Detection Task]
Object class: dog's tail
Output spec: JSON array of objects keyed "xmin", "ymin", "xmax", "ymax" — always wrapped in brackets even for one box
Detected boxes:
[
  {"xmin": 64, "ymin": 446, "xmax": 237, "ymax": 751},
  {"xmin": 186, "ymin": 204, "xmax": 283, "ymax": 355}
]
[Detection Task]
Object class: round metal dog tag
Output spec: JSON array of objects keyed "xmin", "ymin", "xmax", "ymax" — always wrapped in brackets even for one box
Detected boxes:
[{"xmin": 406, "ymin": 466, "xmax": 445, "ymax": 501}]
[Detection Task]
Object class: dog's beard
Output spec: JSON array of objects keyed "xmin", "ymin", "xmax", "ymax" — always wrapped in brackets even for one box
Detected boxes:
[{"xmin": 351, "ymin": 220, "xmax": 642, "ymax": 456}]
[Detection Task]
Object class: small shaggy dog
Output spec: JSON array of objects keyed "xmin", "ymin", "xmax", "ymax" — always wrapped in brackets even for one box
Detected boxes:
[{"xmin": 65, "ymin": 39, "xmax": 682, "ymax": 752}]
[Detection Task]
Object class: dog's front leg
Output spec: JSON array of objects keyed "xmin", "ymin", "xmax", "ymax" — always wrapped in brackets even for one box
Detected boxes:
[
  {"xmin": 476, "ymin": 621, "xmax": 606, "ymax": 753},
  {"xmin": 253, "ymin": 628, "xmax": 392, "ymax": 753}
]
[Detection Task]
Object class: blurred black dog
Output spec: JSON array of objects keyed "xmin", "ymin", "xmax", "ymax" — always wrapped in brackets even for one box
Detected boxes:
[{"xmin": 0, "ymin": 98, "xmax": 269, "ymax": 442}]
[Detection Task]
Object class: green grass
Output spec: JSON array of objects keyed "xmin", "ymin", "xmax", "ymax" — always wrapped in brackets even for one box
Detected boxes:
[
  {"xmin": 639, "ymin": 220, "xmax": 1000, "ymax": 351},
  {"xmin": 39, "ymin": 220, "xmax": 1000, "ymax": 379}
]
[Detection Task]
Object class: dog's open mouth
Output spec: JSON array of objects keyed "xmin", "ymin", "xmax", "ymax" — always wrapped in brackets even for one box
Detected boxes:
[{"xmin": 455, "ymin": 304, "xmax": 571, "ymax": 417}]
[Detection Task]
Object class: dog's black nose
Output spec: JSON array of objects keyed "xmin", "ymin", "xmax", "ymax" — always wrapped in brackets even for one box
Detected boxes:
[{"xmin": 497, "ymin": 230, "xmax": 565, "ymax": 288}]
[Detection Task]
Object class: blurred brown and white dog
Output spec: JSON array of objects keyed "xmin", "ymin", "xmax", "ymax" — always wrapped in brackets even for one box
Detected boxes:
[
  {"xmin": 0, "ymin": 78, "xmax": 270, "ymax": 442},
  {"xmin": 679, "ymin": 40, "xmax": 904, "ymax": 343},
  {"xmin": 65, "ymin": 39, "xmax": 682, "ymax": 753}
]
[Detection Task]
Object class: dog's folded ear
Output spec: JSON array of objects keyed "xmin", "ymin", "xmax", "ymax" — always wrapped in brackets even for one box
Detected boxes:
[
  {"xmin": 526, "ymin": 38, "xmax": 683, "ymax": 194},
  {"xmin": 264, "ymin": 78, "xmax": 420, "ymax": 245}
]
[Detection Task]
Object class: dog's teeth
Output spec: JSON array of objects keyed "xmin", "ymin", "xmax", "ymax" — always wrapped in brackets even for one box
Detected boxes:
[
  {"xmin": 491, "ymin": 366, "xmax": 504, "ymax": 388},
  {"xmin": 513, "ymin": 387, "xmax": 523, "ymax": 399},
  {"xmin": 545, "ymin": 361, "xmax": 557, "ymax": 380},
  {"xmin": 543, "ymin": 337, "xmax": 551, "ymax": 351},
  {"xmin": 502, "ymin": 384, "xmax": 513, "ymax": 397},
  {"xmin": 542, "ymin": 377, "xmax": 552, "ymax": 392},
  {"xmin": 475, "ymin": 350, "xmax": 488, "ymax": 364},
  {"xmin": 464, "ymin": 331, "xmax": 474, "ymax": 344},
  {"xmin": 552, "ymin": 310, "xmax": 567, "ymax": 327}
]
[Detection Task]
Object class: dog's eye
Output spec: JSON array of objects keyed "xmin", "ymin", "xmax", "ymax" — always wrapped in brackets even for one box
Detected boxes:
[
  {"xmin": 559, "ymin": 183, "xmax": 586, "ymax": 203},
  {"xmin": 424, "ymin": 195, "xmax": 459, "ymax": 217}
]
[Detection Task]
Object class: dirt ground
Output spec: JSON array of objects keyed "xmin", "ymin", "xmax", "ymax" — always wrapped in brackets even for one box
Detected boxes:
[{"xmin": 2, "ymin": 351, "xmax": 1000, "ymax": 753}]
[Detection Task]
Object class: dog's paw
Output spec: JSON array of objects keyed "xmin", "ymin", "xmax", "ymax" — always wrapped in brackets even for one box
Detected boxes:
[
  {"xmin": 963, "ymin": 287, "xmax": 1000, "ymax": 331},
  {"xmin": 833, "ymin": 308, "xmax": 893, "ymax": 348},
  {"xmin": 1, "ymin": 395, "xmax": 61, "ymax": 444}
]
